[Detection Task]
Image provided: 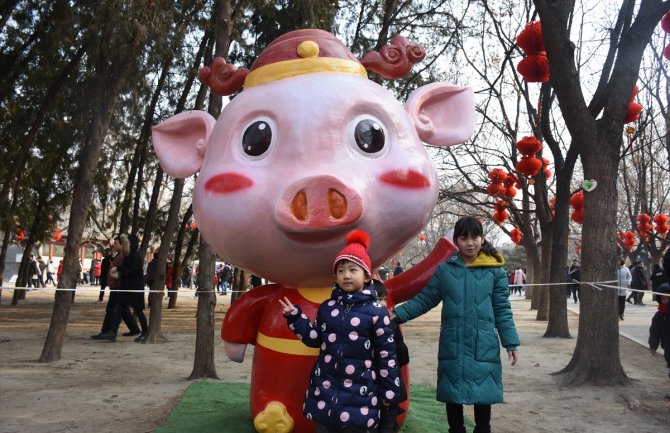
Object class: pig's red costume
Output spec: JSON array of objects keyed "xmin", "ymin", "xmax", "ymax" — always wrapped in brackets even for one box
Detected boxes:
[{"xmin": 152, "ymin": 29, "xmax": 473, "ymax": 433}]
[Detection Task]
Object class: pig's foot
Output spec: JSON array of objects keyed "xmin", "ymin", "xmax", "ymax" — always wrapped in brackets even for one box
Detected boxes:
[{"xmin": 253, "ymin": 401, "xmax": 294, "ymax": 433}]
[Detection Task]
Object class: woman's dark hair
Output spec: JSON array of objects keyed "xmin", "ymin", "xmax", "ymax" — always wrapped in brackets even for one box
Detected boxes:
[
  {"xmin": 453, "ymin": 216, "xmax": 499, "ymax": 256},
  {"xmin": 127, "ymin": 234, "xmax": 139, "ymax": 253}
]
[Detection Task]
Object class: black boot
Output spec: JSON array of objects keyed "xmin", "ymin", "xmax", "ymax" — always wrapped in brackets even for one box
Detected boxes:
[{"xmin": 96, "ymin": 331, "xmax": 116, "ymax": 342}]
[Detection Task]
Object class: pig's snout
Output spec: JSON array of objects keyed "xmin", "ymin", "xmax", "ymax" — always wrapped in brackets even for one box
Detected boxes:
[{"xmin": 276, "ymin": 176, "xmax": 362, "ymax": 231}]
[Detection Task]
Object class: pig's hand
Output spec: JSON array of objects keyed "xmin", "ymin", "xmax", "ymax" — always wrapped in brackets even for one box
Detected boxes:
[{"xmin": 224, "ymin": 342, "xmax": 248, "ymax": 362}]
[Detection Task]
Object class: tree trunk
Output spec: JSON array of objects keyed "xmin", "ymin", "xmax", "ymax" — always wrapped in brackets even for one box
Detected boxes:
[
  {"xmin": 557, "ymin": 136, "xmax": 627, "ymax": 384},
  {"xmin": 231, "ymin": 267, "xmax": 249, "ymax": 304},
  {"xmin": 39, "ymin": 18, "xmax": 143, "ymax": 363},
  {"xmin": 144, "ymin": 178, "xmax": 185, "ymax": 344},
  {"xmin": 525, "ymin": 243, "xmax": 541, "ymax": 306},
  {"xmin": 534, "ymin": 225, "xmax": 552, "ymax": 321},
  {"xmin": 188, "ymin": 239, "xmax": 218, "ymax": 379},
  {"xmin": 167, "ymin": 206, "xmax": 193, "ymax": 308},
  {"xmin": 544, "ymin": 166, "xmax": 574, "ymax": 338}
]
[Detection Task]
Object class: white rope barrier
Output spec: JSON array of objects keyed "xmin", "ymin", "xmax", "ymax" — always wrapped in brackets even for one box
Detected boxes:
[{"xmin": 0, "ymin": 286, "xmax": 246, "ymax": 294}]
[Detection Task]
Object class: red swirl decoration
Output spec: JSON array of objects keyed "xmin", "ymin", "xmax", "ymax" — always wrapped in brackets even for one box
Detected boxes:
[
  {"xmin": 360, "ymin": 35, "xmax": 426, "ymax": 79},
  {"xmin": 198, "ymin": 57, "xmax": 249, "ymax": 96}
]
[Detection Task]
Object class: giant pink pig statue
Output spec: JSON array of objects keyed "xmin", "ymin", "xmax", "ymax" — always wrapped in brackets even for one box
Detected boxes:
[{"xmin": 152, "ymin": 29, "xmax": 473, "ymax": 433}]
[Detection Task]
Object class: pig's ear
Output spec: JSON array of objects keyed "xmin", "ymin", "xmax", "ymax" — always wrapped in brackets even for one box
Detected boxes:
[
  {"xmin": 151, "ymin": 111, "xmax": 216, "ymax": 178},
  {"xmin": 405, "ymin": 83, "xmax": 474, "ymax": 147}
]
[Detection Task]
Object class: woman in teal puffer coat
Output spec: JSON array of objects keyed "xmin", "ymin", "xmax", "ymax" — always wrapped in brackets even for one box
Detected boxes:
[{"xmin": 392, "ymin": 217, "xmax": 520, "ymax": 433}]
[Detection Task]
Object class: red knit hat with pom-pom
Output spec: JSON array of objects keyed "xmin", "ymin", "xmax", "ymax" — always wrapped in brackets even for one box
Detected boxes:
[{"xmin": 333, "ymin": 229, "xmax": 372, "ymax": 275}]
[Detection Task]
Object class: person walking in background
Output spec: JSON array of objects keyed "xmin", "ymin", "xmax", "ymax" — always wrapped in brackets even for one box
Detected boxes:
[
  {"xmin": 513, "ymin": 267, "xmax": 526, "ymax": 296},
  {"xmin": 57, "ymin": 259, "xmax": 64, "ymax": 283},
  {"xmin": 97, "ymin": 248, "xmax": 112, "ymax": 303},
  {"xmin": 628, "ymin": 261, "xmax": 648, "ymax": 305},
  {"xmin": 568, "ymin": 259, "xmax": 581, "ymax": 303},
  {"xmin": 37, "ymin": 256, "xmax": 47, "ymax": 288},
  {"xmin": 91, "ymin": 236, "xmax": 140, "ymax": 340},
  {"xmin": 648, "ymin": 283, "xmax": 670, "ymax": 400},
  {"xmin": 46, "ymin": 260, "xmax": 57, "ymax": 285},
  {"xmin": 617, "ymin": 257, "xmax": 632, "ymax": 320},
  {"xmin": 29, "ymin": 255, "xmax": 40, "ymax": 288},
  {"xmin": 651, "ymin": 263, "xmax": 668, "ymax": 294},
  {"xmin": 93, "ymin": 258, "xmax": 102, "ymax": 285},
  {"xmin": 393, "ymin": 262, "xmax": 404, "ymax": 277},
  {"xmin": 391, "ymin": 217, "xmax": 519, "ymax": 433}
]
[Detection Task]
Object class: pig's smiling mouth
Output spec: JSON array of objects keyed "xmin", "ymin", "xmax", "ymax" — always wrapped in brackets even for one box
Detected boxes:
[{"xmin": 281, "ymin": 227, "xmax": 352, "ymax": 245}]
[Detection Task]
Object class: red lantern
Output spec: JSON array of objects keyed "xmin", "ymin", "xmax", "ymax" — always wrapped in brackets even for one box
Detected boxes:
[
  {"xmin": 191, "ymin": 222, "xmax": 198, "ymax": 230},
  {"xmin": 504, "ymin": 186, "xmax": 517, "ymax": 198},
  {"xmin": 653, "ymin": 213, "xmax": 669, "ymax": 236},
  {"xmin": 569, "ymin": 191, "xmax": 584, "ymax": 210},
  {"xmin": 515, "ymin": 136, "xmax": 543, "ymax": 156},
  {"xmin": 486, "ymin": 183, "xmax": 506, "ymax": 197},
  {"xmin": 16, "ymin": 229, "xmax": 25, "ymax": 242},
  {"xmin": 488, "ymin": 168, "xmax": 508, "ymax": 184},
  {"xmin": 636, "ymin": 213, "xmax": 653, "ymax": 239},
  {"xmin": 509, "ymin": 228, "xmax": 523, "ymax": 245},
  {"xmin": 625, "ymin": 101, "xmax": 643, "ymax": 123},
  {"xmin": 542, "ymin": 158, "xmax": 552, "ymax": 178},
  {"xmin": 571, "ymin": 209, "xmax": 584, "ymax": 224},
  {"xmin": 418, "ymin": 233, "xmax": 426, "ymax": 242},
  {"xmin": 516, "ymin": 21, "xmax": 545, "ymax": 54},
  {"xmin": 493, "ymin": 211, "xmax": 509, "ymax": 224},
  {"xmin": 515, "ymin": 156, "xmax": 543, "ymax": 177},
  {"xmin": 517, "ymin": 53, "xmax": 550, "ymax": 83},
  {"xmin": 53, "ymin": 233, "xmax": 62, "ymax": 241}
]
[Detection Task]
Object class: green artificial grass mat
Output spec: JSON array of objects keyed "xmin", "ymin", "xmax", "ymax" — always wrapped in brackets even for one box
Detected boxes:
[{"xmin": 156, "ymin": 381, "xmax": 474, "ymax": 432}]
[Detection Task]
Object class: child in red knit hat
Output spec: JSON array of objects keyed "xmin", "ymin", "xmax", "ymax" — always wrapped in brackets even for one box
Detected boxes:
[{"xmin": 279, "ymin": 230, "xmax": 403, "ymax": 432}]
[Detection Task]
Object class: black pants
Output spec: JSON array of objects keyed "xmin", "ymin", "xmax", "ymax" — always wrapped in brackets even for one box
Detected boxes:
[
  {"xmin": 378, "ymin": 405, "xmax": 399, "ymax": 433},
  {"xmin": 101, "ymin": 291, "xmax": 140, "ymax": 334},
  {"xmin": 570, "ymin": 284, "xmax": 579, "ymax": 302},
  {"xmin": 110, "ymin": 301, "xmax": 147, "ymax": 335},
  {"xmin": 446, "ymin": 403, "xmax": 491, "ymax": 433},
  {"xmin": 617, "ymin": 295, "xmax": 626, "ymax": 318},
  {"xmin": 99, "ymin": 285, "xmax": 106, "ymax": 301}
]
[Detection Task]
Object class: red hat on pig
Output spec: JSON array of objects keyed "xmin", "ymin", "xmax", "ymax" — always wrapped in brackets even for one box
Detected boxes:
[
  {"xmin": 199, "ymin": 29, "xmax": 426, "ymax": 96},
  {"xmin": 333, "ymin": 229, "xmax": 372, "ymax": 276}
]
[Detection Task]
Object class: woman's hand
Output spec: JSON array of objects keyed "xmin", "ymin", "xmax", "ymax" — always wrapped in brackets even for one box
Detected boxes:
[
  {"xmin": 278, "ymin": 297, "xmax": 297, "ymax": 317},
  {"xmin": 109, "ymin": 267, "xmax": 119, "ymax": 279},
  {"xmin": 508, "ymin": 350, "xmax": 519, "ymax": 366}
]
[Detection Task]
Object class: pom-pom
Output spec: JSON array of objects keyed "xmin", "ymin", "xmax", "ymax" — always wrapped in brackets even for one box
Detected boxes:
[
  {"xmin": 516, "ymin": 21, "xmax": 545, "ymax": 54},
  {"xmin": 488, "ymin": 168, "xmax": 508, "ymax": 183},
  {"xmin": 346, "ymin": 229, "xmax": 370, "ymax": 251},
  {"xmin": 505, "ymin": 186, "xmax": 518, "ymax": 198},
  {"xmin": 569, "ymin": 191, "xmax": 584, "ymax": 210},
  {"xmin": 661, "ymin": 11, "xmax": 670, "ymax": 33},
  {"xmin": 636, "ymin": 213, "xmax": 651, "ymax": 223},
  {"xmin": 486, "ymin": 183, "xmax": 506, "ymax": 197}
]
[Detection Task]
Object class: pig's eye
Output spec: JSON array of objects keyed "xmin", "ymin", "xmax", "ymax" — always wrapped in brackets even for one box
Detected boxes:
[
  {"xmin": 242, "ymin": 121, "xmax": 272, "ymax": 156},
  {"xmin": 354, "ymin": 119, "xmax": 385, "ymax": 153}
]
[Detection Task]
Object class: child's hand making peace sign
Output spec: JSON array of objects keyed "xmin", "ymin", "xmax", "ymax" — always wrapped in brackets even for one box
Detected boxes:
[{"xmin": 278, "ymin": 297, "xmax": 298, "ymax": 317}]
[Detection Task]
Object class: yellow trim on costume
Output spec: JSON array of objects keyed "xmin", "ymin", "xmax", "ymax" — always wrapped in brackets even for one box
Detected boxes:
[
  {"xmin": 244, "ymin": 57, "xmax": 367, "ymax": 88},
  {"xmin": 297, "ymin": 287, "xmax": 332, "ymax": 303},
  {"xmin": 257, "ymin": 331, "xmax": 319, "ymax": 356}
]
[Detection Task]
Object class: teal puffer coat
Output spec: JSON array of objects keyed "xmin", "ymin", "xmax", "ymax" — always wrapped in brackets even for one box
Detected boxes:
[{"xmin": 394, "ymin": 252, "xmax": 520, "ymax": 405}]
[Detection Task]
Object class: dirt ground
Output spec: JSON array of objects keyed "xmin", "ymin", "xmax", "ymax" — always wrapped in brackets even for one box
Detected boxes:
[{"xmin": 0, "ymin": 287, "xmax": 668, "ymax": 433}]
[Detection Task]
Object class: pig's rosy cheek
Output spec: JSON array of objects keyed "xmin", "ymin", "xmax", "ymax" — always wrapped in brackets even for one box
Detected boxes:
[
  {"xmin": 204, "ymin": 173, "xmax": 253, "ymax": 193},
  {"xmin": 378, "ymin": 169, "xmax": 430, "ymax": 189}
]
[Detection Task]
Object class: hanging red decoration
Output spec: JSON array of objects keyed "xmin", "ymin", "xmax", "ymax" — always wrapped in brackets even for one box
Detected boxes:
[
  {"xmin": 488, "ymin": 168, "xmax": 508, "ymax": 184},
  {"xmin": 569, "ymin": 191, "xmax": 584, "ymax": 225},
  {"xmin": 517, "ymin": 53, "xmax": 550, "ymax": 83},
  {"xmin": 509, "ymin": 228, "xmax": 523, "ymax": 245},
  {"xmin": 653, "ymin": 213, "xmax": 669, "ymax": 236},
  {"xmin": 625, "ymin": 85, "xmax": 643, "ymax": 123},
  {"xmin": 504, "ymin": 186, "xmax": 517, "ymax": 198},
  {"xmin": 516, "ymin": 21, "xmax": 545, "ymax": 53},
  {"xmin": 53, "ymin": 233, "xmax": 62, "ymax": 241},
  {"xmin": 492, "ymin": 200, "xmax": 509, "ymax": 225},
  {"xmin": 621, "ymin": 231, "xmax": 637, "ymax": 252},
  {"xmin": 515, "ymin": 156, "xmax": 543, "ymax": 177},
  {"xmin": 542, "ymin": 158, "xmax": 552, "ymax": 178},
  {"xmin": 191, "ymin": 222, "xmax": 198, "ymax": 230},
  {"xmin": 502, "ymin": 173, "xmax": 517, "ymax": 198},
  {"xmin": 664, "ymin": 44, "xmax": 670, "ymax": 61},
  {"xmin": 515, "ymin": 136, "xmax": 543, "ymax": 156},
  {"xmin": 636, "ymin": 213, "xmax": 653, "ymax": 240},
  {"xmin": 516, "ymin": 21, "xmax": 549, "ymax": 83},
  {"xmin": 486, "ymin": 182, "xmax": 506, "ymax": 197},
  {"xmin": 418, "ymin": 233, "xmax": 426, "ymax": 242},
  {"xmin": 16, "ymin": 229, "xmax": 26, "ymax": 242}
]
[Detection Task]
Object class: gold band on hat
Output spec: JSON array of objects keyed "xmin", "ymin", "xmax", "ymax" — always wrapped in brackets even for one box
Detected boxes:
[{"xmin": 244, "ymin": 40, "xmax": 368, "ymax": 88}]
